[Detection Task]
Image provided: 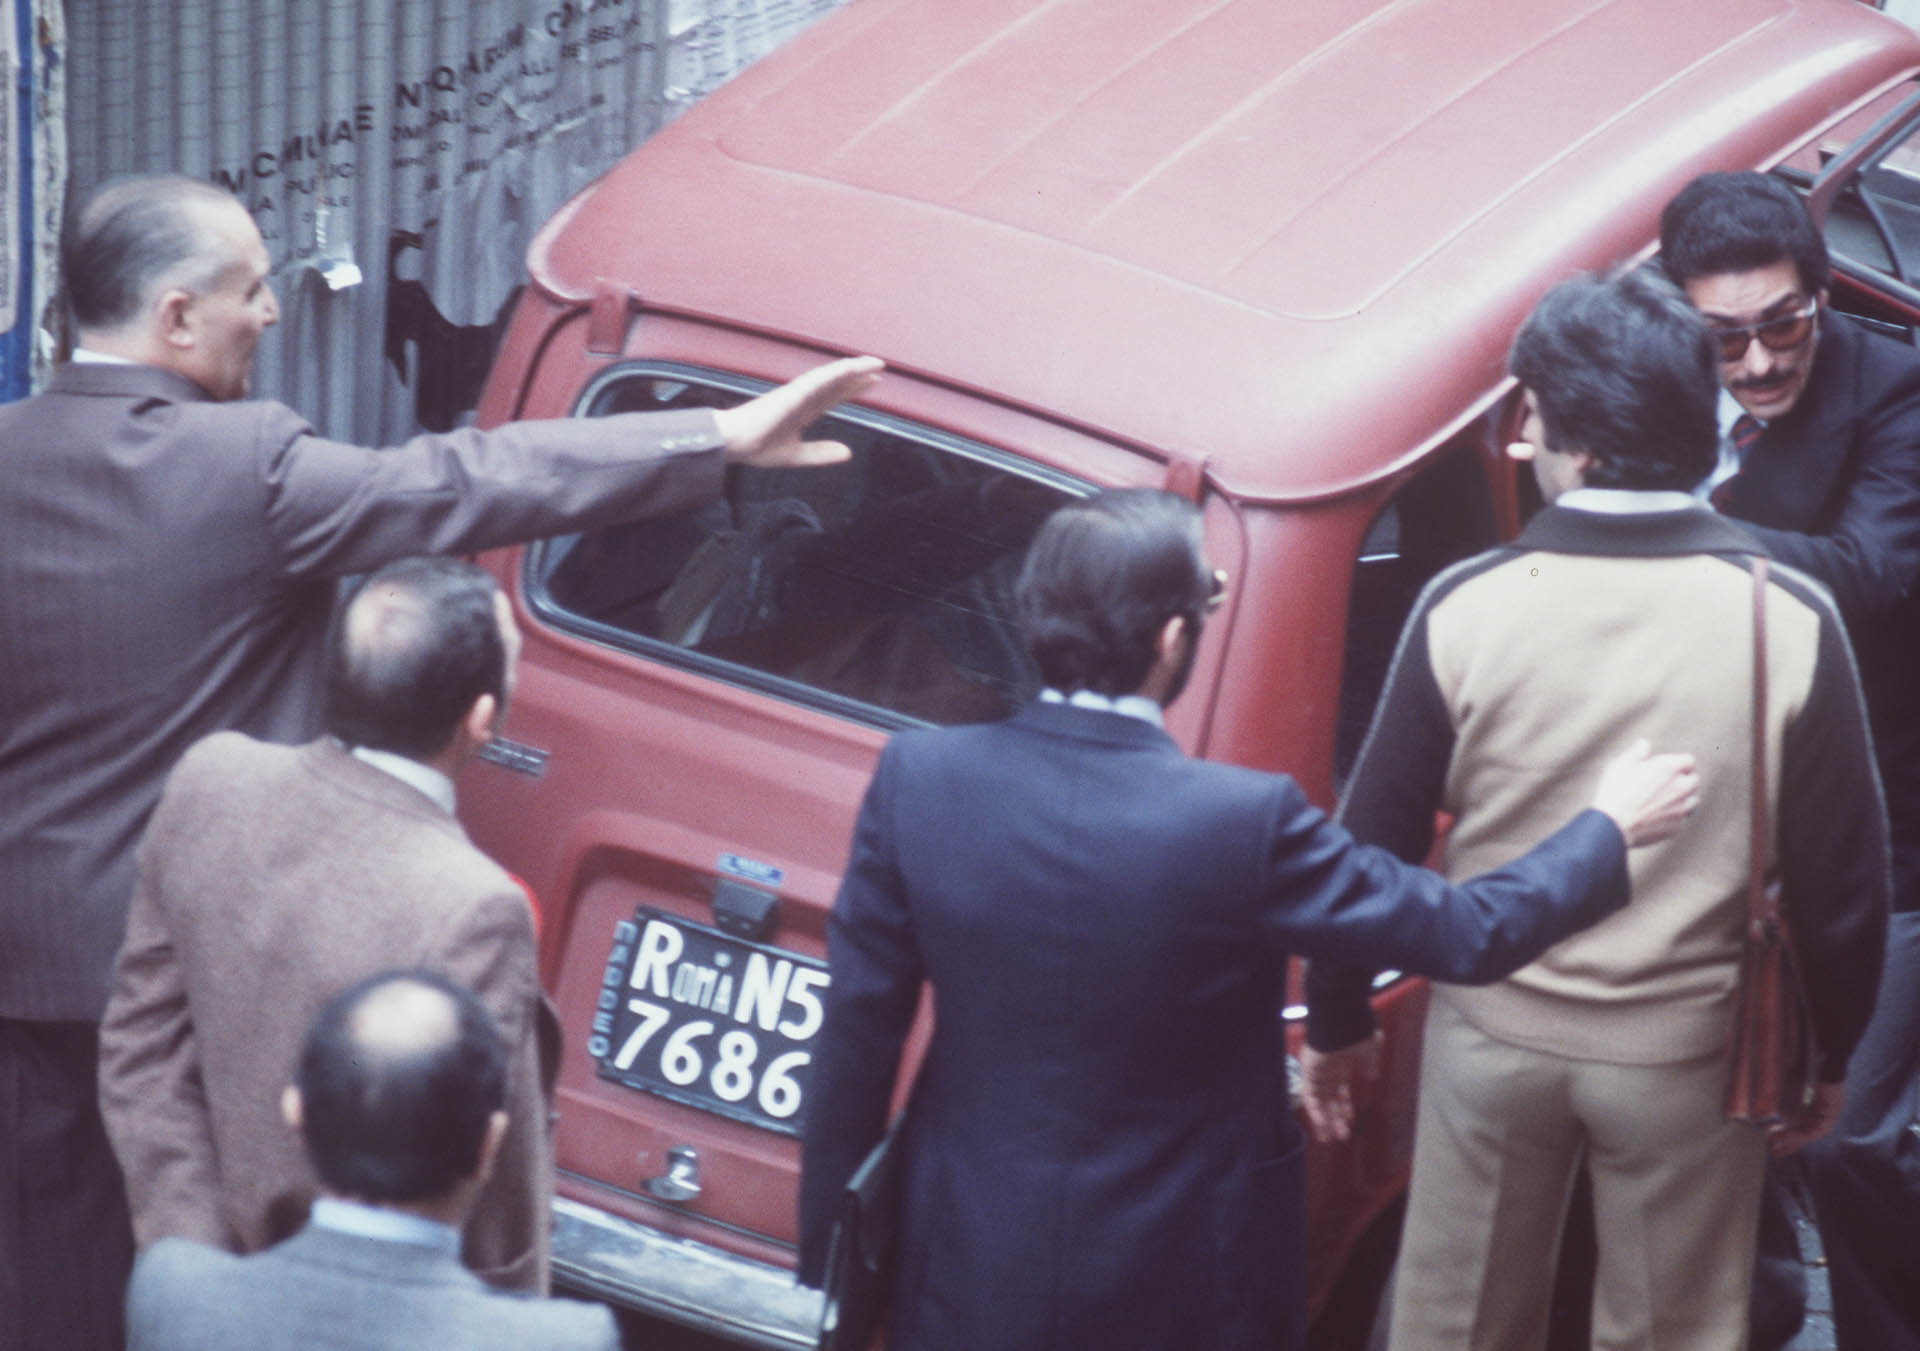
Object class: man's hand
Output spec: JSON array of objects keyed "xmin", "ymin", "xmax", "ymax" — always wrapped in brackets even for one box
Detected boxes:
[
  {"xmin": 1591, "ymin": 738, "xmax": 1701, "ymax": 847},
  {"xmin": 712, "ymin": 356, "xmax": 885, "ymax": 468},
  {"xmin": 1300, "ymin": 1034, "xmax": 1382, "ymax": 1144},
  {"xmin": 1768, "ymin": 1081, "xmax": 1844, "ymax": 1157}
]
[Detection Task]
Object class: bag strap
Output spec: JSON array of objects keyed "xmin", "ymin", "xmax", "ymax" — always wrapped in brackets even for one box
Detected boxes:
[{"xmin": 1749, "ymin": 556, "xmax": 1774, "ymax": 934}]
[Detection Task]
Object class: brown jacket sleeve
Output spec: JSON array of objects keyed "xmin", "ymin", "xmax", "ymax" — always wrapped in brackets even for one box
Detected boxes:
[
  {"xmin": 98, "ymin": 768, "xmax": 230, "ymax": 1250},
  {"xmin": 423, "ymin": 885, "xmax": 555, "ymax": 1293}
]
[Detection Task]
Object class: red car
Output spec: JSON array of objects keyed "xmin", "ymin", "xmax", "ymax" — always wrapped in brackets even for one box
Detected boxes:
[{"xmin": 460, "ymin": 0, "xmax": 1920, "ymax": 1343}]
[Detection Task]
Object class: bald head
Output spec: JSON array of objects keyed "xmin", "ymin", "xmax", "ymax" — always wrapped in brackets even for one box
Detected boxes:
[
  {"xmin": 346, "ymin": 977, "xmax": 462, "ymax": 1057},
  {"xmin": 325, "ymin": 556, "xmax": 514, "ymax": 759},
  {"xmin": 295, "ymin": 970, "xmax": 507, "ymax": 1204},
  {"xmin": 64, "ymin": 174, "xmax": 242, "ymax": 334}
]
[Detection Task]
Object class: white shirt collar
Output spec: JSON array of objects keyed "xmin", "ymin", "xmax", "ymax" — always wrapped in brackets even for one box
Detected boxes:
[
  {"xmin": 1715, "ymin": 386, "xmax": 1758, "ymax": 437},
  {"xmin": 71, "ymin": 347, "xmax": 134, "ymax": 365},
  {"xmin": 349, "ymin": 745, "xmax": 456, "ymax": 814},
  {"xmin": 1556, "ymin": 487, "xmax": 1706, "ymax": 515},
  {"xmin": 1040, "ymin": 688, "xmax": 1165, "ymax": 728},
  {"xmin": 1697, "ymin": 388, "xmax": 1760, "ymax": 501},
  {"xmin": 310, "ymin": 1197, "xmax": 461, "ymax": 1256}
]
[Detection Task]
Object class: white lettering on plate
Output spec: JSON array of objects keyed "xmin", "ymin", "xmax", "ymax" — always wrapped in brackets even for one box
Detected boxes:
[{"xmin": 629, "ymin": 918, "xmax": 683, "ymax": 998}]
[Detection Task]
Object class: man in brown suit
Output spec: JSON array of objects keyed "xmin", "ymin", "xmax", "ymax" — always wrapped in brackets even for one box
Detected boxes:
[
  {"xmin": 104, "ymin": 557, "xmax": 559, "ymax": 1292},
  {"xmin": 0, "ymin": 171, "xmax": 879, "ymax": 1348}
]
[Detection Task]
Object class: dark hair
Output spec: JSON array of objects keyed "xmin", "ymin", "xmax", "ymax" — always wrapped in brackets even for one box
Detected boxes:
[
  {"xmin": 296, "ymin": 969, "xmax": 508, "ymax": 1204},
  {"xmin": 62, "ymin": 174, "xmax": 244, "ymax": 333},
  {"xmin": 326, "ymin": 557, "xmax": 507, "ymax": 758},
  {"xmin": 1015, "ymin": 489, "xmax": 1210, "ymax": 695},
  {"xmin": 1659, "ymin": 171, "xmax": 1829, "ymax": 295},
  {"xmin": 1508, "ymin": 269, "xmax": 1719, "ymax": 492}
]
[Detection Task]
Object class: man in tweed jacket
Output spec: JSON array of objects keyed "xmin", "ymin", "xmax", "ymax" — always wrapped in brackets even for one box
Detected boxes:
[{"xmin": 101, "ymin": 557, "xmax": 563, "ymax": 1292}]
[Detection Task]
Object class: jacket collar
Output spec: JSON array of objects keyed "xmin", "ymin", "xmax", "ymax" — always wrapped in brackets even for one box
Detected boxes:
[
  {"xmin": 1009, "ymin": 696, "xmax": 1181, "ymax": 753},
  {"xmin": 1515, "ymin": 500, "xmax": 1764, "ymax": 558},
  {"xmin": 299, "ymin": 738, "xmax": 465, "ymax": 831},
  {"xmin": 47, "ymin": 360, "xmax": 218, "ymax": 404}
]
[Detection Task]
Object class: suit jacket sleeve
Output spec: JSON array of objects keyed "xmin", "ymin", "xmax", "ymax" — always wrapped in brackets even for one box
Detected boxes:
[
  {"xmin": 797, "ymin": 742, "xmax": 923, "ymax": 1288},
  {"xmin": 248, "ymin": 403, "xmax": 729, "ymax": 580},
  {"xmin": 422, "ymin": 884, "xmax": 553, "ymax": 1293},
  {"xmin": 1305, "ymin": 584, "xmax": 1457, "ymax": 1051},
  {"xmin": 98, "ymin": 759, "xmax": 228, "ymax": 1250},
  {"xmin": 1263, "ymin": 789, "xmax": 1628, "ymax": 988},
  {"xmin": 1780, "ymin": 588, "xmax": 1893, "ymax": 1079}
]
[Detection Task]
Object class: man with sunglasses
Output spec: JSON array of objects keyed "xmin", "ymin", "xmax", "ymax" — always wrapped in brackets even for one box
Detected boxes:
[{"xmin": 1663, "ymin": 170, "xmax": 1920, "ymax": 1351}]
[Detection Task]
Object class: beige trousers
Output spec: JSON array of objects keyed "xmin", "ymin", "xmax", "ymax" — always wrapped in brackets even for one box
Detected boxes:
[{"xmin": 1387, "ymin": 996, "xmax": 1768, "ymax": 1351}]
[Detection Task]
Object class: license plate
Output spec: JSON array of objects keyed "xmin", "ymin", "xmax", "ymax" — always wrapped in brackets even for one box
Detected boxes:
[{"xmin": 589, "ymin": 907, "xmax": 830, "ymax": 1136}]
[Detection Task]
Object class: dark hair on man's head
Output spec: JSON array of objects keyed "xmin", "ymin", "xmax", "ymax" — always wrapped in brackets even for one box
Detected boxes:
[
  {"xmin": 63, "ymin": 174, "xmax": 246, "ymax": 333},
  {"xmin": 1016, "ymin": 489, "xmax": 1211, "ymax": 696},
  {"xmin": 296, "ymin": 969, "xmax": 507, "ymax": 1204},
  {"xmin": 1659, "ymin": 171, "xmax": 1829, "ymax": 295},
  {"xmin": 326, "ymin": 557, "xmax": 507, "ymax": 758},
  {"xmin": 1508, "ymin": 268, "xmax": 1719, "ymax": 492}
]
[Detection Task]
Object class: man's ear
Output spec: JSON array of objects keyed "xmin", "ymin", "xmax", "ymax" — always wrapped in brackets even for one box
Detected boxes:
[
  {"xmin": 155, "ymin": 289, "xmax": 197, "ymax": 352},
  {"xmin": 1154, "ymin": 613, "xmax": 1187, "ymax": 662},
  {"xmin": 280, "ymin": 1085, "xmax": 304, "ymax": 1134},
  {"xmin": 461, "ymin": 692, "xmax": 498, "ymax": 748},
  {"xmin": 470, "ymin": 1110, "xmax": 510, "ymax": 1186}
]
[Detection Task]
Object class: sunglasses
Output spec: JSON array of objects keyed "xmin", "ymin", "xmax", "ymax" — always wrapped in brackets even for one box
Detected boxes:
[{"xmin": 1707, "ymin": 298, "xmax": 1818, "ymax": 362}]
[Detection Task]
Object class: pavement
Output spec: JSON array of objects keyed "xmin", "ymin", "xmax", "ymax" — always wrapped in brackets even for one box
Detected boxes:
[{"xmin": 1787, "ymin": 1177, "xmax": 1838, "ymax": 1351}]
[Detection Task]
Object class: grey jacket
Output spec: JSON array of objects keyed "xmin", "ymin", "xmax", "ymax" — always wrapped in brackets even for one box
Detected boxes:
[{"xmin": 126, "ymin": 1228, "xmax": 619, "ymax": 1351}]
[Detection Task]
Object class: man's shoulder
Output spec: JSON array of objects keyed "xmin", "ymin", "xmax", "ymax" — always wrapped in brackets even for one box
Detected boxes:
[
  {"xmin": 173, "ymin": 728, "xmax": 293, "ymax": 775},
  {"xmin": 125, "ymin": 1238, "xmax": 254, "ymax": 1340},
  {"xmin": 887, "ymin": 702, "xmax": 1297, "ymax": 813},
  {"xmin": 1762, "ymin": 557, "xmax": 1852, "ymax": 640},
  {"xmin": 127, "ymin": 1233, "xmax": 617, "ymax": 1351},
  {"xmin": 158, "ymin": 731, "xmax": 304, "ymax": 811},
  {"xmin": 1813, "ymin": 313, "xmax": 1920, "ymax": 415}
]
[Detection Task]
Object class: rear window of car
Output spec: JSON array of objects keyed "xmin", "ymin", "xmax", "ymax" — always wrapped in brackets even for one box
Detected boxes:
[{"xmin": 527, "ymin": 365, "xmax": 1083, "ymax": 727}]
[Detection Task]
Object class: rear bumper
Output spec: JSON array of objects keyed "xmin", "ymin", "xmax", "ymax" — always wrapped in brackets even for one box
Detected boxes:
[{"xmin": 550, "ymin": 1196, "xmax": 824, "ymax": 1349}]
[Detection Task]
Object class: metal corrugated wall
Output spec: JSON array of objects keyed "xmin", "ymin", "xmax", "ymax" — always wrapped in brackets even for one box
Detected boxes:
[{"xmin": 63, "ymin": 0, "xmax": 843, "ymax": 441}]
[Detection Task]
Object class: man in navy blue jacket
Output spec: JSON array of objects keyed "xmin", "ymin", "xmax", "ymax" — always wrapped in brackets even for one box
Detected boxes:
[
  {"xmin": 1663, "ymin": 171, "xmax": 1920, "ymax": 1351},
  {"xmin": 796, "ymin": 488, "xmax": 1701, "ymax": 1351}
]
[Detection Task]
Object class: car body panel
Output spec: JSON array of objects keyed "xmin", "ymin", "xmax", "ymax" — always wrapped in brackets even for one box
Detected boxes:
[{"xmin": 523, "ymin": 0, "xmax": 1918, "ymax": 499}]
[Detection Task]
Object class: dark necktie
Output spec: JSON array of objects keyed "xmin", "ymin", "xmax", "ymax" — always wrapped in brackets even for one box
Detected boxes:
[{"xmin": 1711, "ymin": 414, "xmax": 1763, "ymax": 510}]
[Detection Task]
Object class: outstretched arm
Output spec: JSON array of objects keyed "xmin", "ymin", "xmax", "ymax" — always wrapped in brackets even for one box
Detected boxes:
[
  {"xmin": 1299, "ymin": 741, "xmax": 1698, "ymax": 1143},
  {"xmin": 714, "ymin": 357, "xmax": 885, "ymax": 468},
  {"xmin": 1270, "ymin": 741, "xmax": 1700, "ymax": 986}
]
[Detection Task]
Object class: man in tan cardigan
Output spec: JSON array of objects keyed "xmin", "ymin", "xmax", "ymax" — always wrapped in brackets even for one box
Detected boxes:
[
  {"xmin": 1302, "ymin": 270, "xmax": 1888, "ymax": 1350},
  {"xmin": 100, "ymin": 556, "xmax": 563, "ymax": 1293}
]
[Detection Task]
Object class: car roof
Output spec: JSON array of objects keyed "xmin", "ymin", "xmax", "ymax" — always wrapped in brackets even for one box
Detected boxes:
[{"xmin": 530, "ymin": 0, "xmax": 1920, "ymax": 501}]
